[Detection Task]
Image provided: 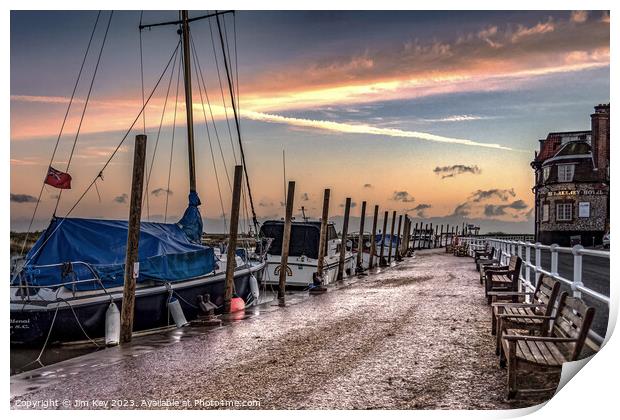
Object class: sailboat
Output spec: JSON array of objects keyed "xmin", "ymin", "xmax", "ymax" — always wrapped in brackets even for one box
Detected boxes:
[{"xmin": 10, "ymin": 10, "xmax": 266, "ymax": 346}]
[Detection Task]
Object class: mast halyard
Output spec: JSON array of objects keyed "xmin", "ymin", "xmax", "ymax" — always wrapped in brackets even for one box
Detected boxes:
[{"xmin": 180, "ymin": 10, "xmax": 197, "ymax": 193}]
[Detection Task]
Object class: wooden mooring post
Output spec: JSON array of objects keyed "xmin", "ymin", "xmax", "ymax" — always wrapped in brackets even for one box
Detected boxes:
[
  {"xmin": 440, "ymin": 224, "xmax": 444, "ymax": 247},
  {"xmin": 120, "ymin": 134, "xmax": 147, "ymax": 344},
  {"xmin": 379, "ymin": 211, "xmax": 388, "ymax": 267},
  {"xmin": 395, "ymin": 214, "xmax": 403, "ymax": 261},
  {"xmin": 224, "ymin": 165, "xmax": 243, "ymax": 313},
  {"xmin": 314, "ymin": 188, "xmax": 331, "ymax": 287},
  {"xmin": 356, "ymin": 200, "xmax": 367, "ymax": 274},
  {"xmin": 387, "ymin": 211, "xmax": 396, "ymax": 264},
  {"xmin": 278, "ymin": 181, "xmax": 295, "ymax": 306},
  {"xmin": 428, "ymin": 223, "xmax": 433, "ymax": 249},
  {"xmin": 368, "ymin": 205, "xmax": 379, "ymax": 269},
  {"xmin": 337, "ymin": 197, "xmax": 352, "ymax": 281}
]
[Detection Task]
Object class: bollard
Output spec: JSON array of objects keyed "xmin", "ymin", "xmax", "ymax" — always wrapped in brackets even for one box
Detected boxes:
[{"xmin": 337, "ymin": 197, "xmax": 352, "ymax": 281}]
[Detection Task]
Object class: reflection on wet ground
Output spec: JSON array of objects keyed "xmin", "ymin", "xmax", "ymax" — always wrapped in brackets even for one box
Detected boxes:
[{"xmin": 11, "ymin": 252, "xmax": 561, "ymax": 409}]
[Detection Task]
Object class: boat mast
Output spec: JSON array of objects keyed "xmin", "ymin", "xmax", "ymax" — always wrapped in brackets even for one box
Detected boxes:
[{"xmin": 180, "ymin": 10, "xmax": 197, "ymax": 193}]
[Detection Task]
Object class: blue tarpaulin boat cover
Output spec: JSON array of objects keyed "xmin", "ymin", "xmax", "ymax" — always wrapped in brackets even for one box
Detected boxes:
[{"xmin": 19, "ymin": 196, "xmax": 215, "ymax": 290}]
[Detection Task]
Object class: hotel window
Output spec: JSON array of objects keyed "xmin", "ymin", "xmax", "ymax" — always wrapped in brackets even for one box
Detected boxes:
[
  {"xmin": 556, "ymin": 203, "xmax": 573, "ymax": 221},
  {"xmin": 543, "ymin": 166, "xmax": 551, "ymax": 181},
  {"xmin": 542, "ymin": 204, "xmax": 549, "ymax": 222},
  {"xmin": 578, "ymin": 202, "xmax": 591, "ymax": 218},
  {"xmin": 557, "ymin": 164, "xmax": 575, "ymax": 182}
]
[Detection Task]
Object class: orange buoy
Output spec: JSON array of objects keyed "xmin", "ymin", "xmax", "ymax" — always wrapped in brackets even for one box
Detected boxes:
[{"xmin": 230, "ymin": 296, "xmax": 246, "ymax": 313}]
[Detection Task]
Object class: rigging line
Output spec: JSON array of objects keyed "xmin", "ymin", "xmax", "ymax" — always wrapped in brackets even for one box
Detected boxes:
[
  {"xmin": 139, "ymin": 11, "xmax": 150, "ymax": 220},
  {"xmin": 20, "ymin": 11, "xmax": 102, "ymax": 257},
  {"xmin": 233, "ymin": 12, "xmax": 241, "ymax": 142},
  {"xmin": 165, "ymin": 46, "xmax": 183, "ymax": 223},
  {"xmin": 190, "ymin": 40, "xmax": 228, "ymax": 232},
  {"xmin": 142, "ymin": 45, "xmax": 180, "ymax": 211},
  {"xmin": 23, "ymin": 41, "xmax": 182, "ymax": 267},
  {"xmin": 189, "ymin": 33, "xmax": 232, "ymax": 192},
  {"xmin": 215, "ymin": 14, "xmax": 259, "ymax": 233},
  {"xmin": 207, "ymin": 18, "xmax": 238, "ymax": 165},
  {"xmin": 53, "ymin": 11, "xmax": 115, "ymax": 217}
]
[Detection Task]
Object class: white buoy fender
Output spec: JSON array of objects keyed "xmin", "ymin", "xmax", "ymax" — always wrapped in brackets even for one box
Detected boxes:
[
  {"xmin": 105, "ymin": 302, "xmax": 120, "ymax": 346},
  {"xmin": 249, "ymin": 275, "xmax": 260, "ymax": 300},
  {"xmin": 168, "ymin": 297, "xmax": 189, "ymax": 328}
]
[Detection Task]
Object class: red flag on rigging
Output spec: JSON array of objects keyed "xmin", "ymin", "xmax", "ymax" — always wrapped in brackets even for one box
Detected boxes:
[{"xmin": 44, "ymin": 166, "xmax": 72, "ymax": 189}]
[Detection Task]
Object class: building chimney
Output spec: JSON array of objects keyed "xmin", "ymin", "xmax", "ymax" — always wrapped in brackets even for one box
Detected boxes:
[{"xmin": 591, "ymin": 103, "xmax": 610, "ymax": 180}]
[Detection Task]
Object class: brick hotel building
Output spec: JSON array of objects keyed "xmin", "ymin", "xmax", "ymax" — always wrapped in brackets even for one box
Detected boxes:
[{"xmin": 531, "ymin": 104, "xmax": 610, "ymax": 247}]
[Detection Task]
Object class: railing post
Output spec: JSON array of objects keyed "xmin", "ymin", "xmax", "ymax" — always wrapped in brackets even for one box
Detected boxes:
[
  {"xmin": 525, "ymin": 245, "xmax": 531, "ymax": 285},
  {"xmin": 534, "ymin": 242, "xmax": 542, "ymax": 278},
  {"xmin": 550, "ymin": 244, "xmax": 559, "ymax": 277},
  {"xmin": 572, "ymin": 245, "xmax": 584, "ymax": 298}
]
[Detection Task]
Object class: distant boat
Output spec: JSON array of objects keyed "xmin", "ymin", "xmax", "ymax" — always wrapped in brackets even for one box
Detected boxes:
[
  {"xmin": 260, "ymin": 220, "xmax": 355, "ymax": 287},
  {"xmin": 10, "ymin": 10, "xmax": 266, "ymax": 346},
  {"xmin": 350, "ymin": 232, "xmax": 401, "ymax": 267}
]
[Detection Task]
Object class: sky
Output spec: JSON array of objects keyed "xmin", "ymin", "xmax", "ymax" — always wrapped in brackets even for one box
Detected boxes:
[{"xmin": 10, "ymin": 10, "xmax": 610, "ymax": 233}]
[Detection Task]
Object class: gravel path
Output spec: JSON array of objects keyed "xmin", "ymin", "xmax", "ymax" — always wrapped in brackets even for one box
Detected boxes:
[{"xmin": 11, "ymin": 249, "xmax": 551, "ymax": 409}]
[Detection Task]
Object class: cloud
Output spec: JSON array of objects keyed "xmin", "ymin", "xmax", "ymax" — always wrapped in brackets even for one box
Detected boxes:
[
  {"xmin": 407, "ymin": 203, "xmax": 432, "ymax": 218},
  {"xmin": 484, "ymin": 200, "xmax": 529, "ymax": 217},
  {"xmin": 300, "ymin": 192, "xmax": 310, "ymax": 201},
  {"xmin": 421, "ymin": 115, "xmax": 489, "ymax": 123},
  {"xmin": 571, "ymin": 11, "xmax": 588, "ymax": 23},
  {"xmin": 10, "ymin": 193, "xmax": 38, "ymax": 203},
  {"xmin": 391, "ymin": 191, "xmax": 415, "ymax": 203},
  {"xmin": 451, "ymin": 202, "xmax": 471, "ymax": 217},
  {"xmin": 242, "ymin": 110, "xmax": 519, "ymax": 152},
  {"xmin": 470, "ymin": 188, "xmax": 516, "ymax": 202},
  {"xmin": 151, "ymin": 188, "xmax": 173, "ymax": 197},
  {"xmin": 363, "ymin": 183, "xmax": 373, "ymax": 188},
  {"xmin": 259, "ymin": 199, "xmax": 274, "ymax": 207},
  {"xmin": 113, "ymin": 193, "xmax": 128, "ymax": 204},
  {"xmin": 510, "ymin": 18, "xmax": 556, "ymax": 43},
  {"xmin": 433, "ymin": 164, "xmax": 482, "ymax": 179},
  {"xmin": 339, "ymin": 201, "xmax": 357, "ymax": 208}
]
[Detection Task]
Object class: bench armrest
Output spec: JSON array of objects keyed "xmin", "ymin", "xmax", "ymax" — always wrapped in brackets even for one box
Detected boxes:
[
  {"xmin": 503, "ymin": 335, "xmax": 578, "ymax": 343},
  {"xmin": 489, "ymin": 291, "xmax": 535, "ymax": 297},
  {"xmin": 497, "ymin": 314, "xmax": 553, "ymax": 320}
]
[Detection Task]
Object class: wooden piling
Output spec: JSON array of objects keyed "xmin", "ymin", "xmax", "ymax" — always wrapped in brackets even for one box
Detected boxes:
[
  {"xmin": 387, "ymin": 211, "xmax": 396, "ymax": 264},
  {"xmin": 368, "ymin": 205, "xmax": 379, "ymax": 269},
  {"xmin": 402, "ymin": 216, "xmax": 409, "ymax": 255},
  {"xmin": 315, "ymin": 188, "xmax": 331, "ymax": 282},
  {"xmin": 120, "ymin": 134, "xmax": 147, "ymax": 344},
  {"xmin": 337, "ymin": 197, "xmax": 352, "ymax": 281},
  {"xmin": 439, "ymin": 224, "xmax": 444, "ymax": 247},
  {"xmin": 224, "ymin": 165, "xmax": 243, "ymax": 313},
  {"xmin": 379, "ymin": 211, "xmax": 388, "ymax": 266},
  {"xmin": 396, "ymin": 214, "xmax": 403, "ymax": 261},
  {"xmin": 434, "ymin": 224, "xmax": 439, "ymax": 248},
  {"xmin": 278, "ymin": 181, "xmax": 295, "ymax": 305},
  {"xmin": 356, "ymin": 200, "xmax": 367, "ymax": 273},
  {"xmin": 413, "ymin": 222, "xmax": 419, "ymax": 250},
  {"xmin": 428, "ymin": 223, "xmax": 433, "ymax": 249}
]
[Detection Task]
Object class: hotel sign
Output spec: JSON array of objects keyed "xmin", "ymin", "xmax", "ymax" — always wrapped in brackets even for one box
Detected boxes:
[{"xmin": 547, "ymin": 189, "xmax": 606, "ymax": 197}]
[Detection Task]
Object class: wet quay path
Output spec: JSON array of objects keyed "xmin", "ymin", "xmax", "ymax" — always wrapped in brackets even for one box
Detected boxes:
[{"xmin": 11, "ymin": 249, "xmax": 548, "ymax": 409}]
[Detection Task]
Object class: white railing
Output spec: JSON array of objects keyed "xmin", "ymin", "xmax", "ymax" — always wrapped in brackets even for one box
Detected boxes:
[{"xmin": 461, "ymin": 236, "xmax": 610, "ymax": 346}]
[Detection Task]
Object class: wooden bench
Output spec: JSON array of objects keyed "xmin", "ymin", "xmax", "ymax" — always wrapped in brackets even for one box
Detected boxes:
[
  {"xmin": 454, "ymin": 243, "xmax": 469, "ymax": 257},
  {"xmin": 492, "ymin": 275, "xmax": 561, "ymax": 354},
  {"xmin": 499, "ymin": 292, "xmax": 595, "ymax": 399},
  {"xmin": 476, "ymin": 249, "xmax": 503, "ymax": 283},
  {"xmin": 474, "ymin": 246, "xmax": 494, "ymax": 268},
  {"xmin": 484, "ymin": 255, "xmax": 522, "ymax": 304}
]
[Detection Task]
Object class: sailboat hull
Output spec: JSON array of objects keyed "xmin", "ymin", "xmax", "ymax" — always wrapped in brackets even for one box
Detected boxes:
[{"xmin": 10, "ymin": 262, "xmax": 265, "ymax": 346}]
